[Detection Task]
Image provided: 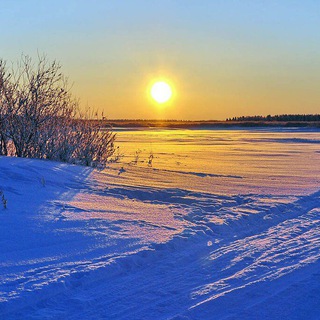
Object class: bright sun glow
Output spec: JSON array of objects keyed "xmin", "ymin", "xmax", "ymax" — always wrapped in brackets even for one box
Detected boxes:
[{"xmin": 150, "ymin": 81, "xmax": 172, "ymax": 104}]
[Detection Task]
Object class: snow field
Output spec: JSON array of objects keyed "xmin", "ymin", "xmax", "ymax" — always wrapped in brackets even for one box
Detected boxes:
[{"xmin": 0, "ymin": 128, "xmax": 319, "ymax": 319}]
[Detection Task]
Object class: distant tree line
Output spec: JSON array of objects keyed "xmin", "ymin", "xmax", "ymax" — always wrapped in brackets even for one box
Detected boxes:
[
  {"xmin": 0, "ymin": 55, "xmax": 115, "ymax": 167},
  {"xmin": 226, "ymin": 114, "xmax": 320, "ymax": 122}
]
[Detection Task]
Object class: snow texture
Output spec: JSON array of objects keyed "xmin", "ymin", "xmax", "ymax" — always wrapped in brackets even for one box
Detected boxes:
[{"xmin": 0, "ymin": 128, "xmax": 319, "ymax": 319}]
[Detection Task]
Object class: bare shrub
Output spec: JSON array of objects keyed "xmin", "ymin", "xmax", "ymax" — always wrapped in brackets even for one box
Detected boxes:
[
  {"xmin": 0, "ymin": 190, "xmax": 7, "ymax": 209},
  {"xmin": 0, "ymin": 59, "xmax": 18, "ymax": 156},
  {"xmin": 0, "ymin": 54, "xmax": 115, "ymax": 166},
  {"xmin": 147, "ymin": 151, "xmax": 154, "ymax": 167},
  {"xmin": 108, "ymin": 146, "xmax": 123, "ymax": 163},
  {"xmin": 132, "ymin": 149, "xmax": 141, "ymax": 165}
]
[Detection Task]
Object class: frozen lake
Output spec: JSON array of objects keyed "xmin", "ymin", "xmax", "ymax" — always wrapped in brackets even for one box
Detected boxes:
[{"xmin": 115, "ymin": 127, "xmax": 320, "ymax": 195}]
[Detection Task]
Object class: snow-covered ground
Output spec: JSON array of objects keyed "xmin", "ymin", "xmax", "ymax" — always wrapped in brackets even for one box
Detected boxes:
[{"xmin": 0, "ymin": 128, "xmax": 319, "ymax": 319}]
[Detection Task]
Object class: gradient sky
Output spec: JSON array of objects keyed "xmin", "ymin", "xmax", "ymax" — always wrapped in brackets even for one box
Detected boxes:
[{"xmin": 1, "ymin": 1, "xmax": 320, "ymax": 120}]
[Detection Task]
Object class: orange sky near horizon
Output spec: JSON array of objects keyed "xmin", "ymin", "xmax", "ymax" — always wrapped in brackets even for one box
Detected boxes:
[{"xmin": 1, "ymin": 1, "xmax": 320, "ymax": 120}]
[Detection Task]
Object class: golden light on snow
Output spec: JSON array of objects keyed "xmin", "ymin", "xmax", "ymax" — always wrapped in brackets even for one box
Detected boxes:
[{"xmin": 150, "ymin": 81, "xmax": 172, "ymax": 104}]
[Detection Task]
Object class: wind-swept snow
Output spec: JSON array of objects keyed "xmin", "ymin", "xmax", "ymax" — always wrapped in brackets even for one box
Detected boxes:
[{"xmin": 0, "ymin": 128, "xmax": 319, "ymax": 319}]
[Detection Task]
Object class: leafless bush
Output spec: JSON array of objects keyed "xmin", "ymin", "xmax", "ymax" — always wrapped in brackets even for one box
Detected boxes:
[
  {"xmin": 0, "ymin": 190, "xmax": 7, "ymax": 209},
  {"xmin": 147, "ymin": 151, "xmax": 154, "ymax": 167},
  {"xmin": 0, "ymin": 54, "xmax": 115, "ymax": 166},
  {"xmin": 0, "ymin": 59, "xmax": 17, "ymax": 156},
  {"xmin": 132, "ymin": 149, "xmax": 141, "ymax": 165},
  {"xmin": 106, "ymin": 146, "xmax": 123, "ymax": 163}
]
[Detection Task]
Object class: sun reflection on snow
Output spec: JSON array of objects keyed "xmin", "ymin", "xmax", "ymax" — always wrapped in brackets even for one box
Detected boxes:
[{"xmin": 60, "ymin": 193, "xmax": 189, "ymax": 244}]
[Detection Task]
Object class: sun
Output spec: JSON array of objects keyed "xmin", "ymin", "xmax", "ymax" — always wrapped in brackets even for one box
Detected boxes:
[{"xmin": 150, "ymin": 81, "xmax": 172, "ymax": 104}]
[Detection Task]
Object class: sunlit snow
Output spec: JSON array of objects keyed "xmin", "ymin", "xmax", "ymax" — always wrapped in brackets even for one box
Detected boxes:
[{"xmin": 0, "ymin": 128, "xmax": 319, "ymax": 319}]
